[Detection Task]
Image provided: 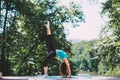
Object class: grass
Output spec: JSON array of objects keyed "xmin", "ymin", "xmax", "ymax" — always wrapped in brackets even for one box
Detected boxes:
[{"xmin": 78, "ymin": 71, "xmax": 100, "ymax": 76}]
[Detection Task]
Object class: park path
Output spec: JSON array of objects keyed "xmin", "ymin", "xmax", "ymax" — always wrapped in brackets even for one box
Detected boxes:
[{"xmin": 2, "ymin": 75, "xmax": 120, "ymax": 80}]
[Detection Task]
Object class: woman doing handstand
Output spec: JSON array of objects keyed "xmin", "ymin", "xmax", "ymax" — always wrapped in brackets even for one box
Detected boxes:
[{"xmin": 43, "ymin": 21, "xmax": 71, "ymax": 78}]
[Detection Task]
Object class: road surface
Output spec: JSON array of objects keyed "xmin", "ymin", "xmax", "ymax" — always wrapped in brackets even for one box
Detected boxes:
[{"xmin": 2, "ymin": 74, "xmax": 120, "ymax": 80}]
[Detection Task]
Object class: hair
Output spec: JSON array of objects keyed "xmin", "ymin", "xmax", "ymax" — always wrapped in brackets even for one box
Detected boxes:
[{"xmin": 60, "ymin": 62, "xmax": 68, "ymax": 76}]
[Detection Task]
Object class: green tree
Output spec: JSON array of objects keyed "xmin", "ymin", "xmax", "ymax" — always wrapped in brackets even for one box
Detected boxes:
[
  {"xmin": 0, "ymin": 0, "xmax": 84, "ymax": 76},
  {"xmin": 92, "ymin": 0, "xmax": 120, "ymax": 76},
  {"xmin": 71, "ymin": 40, "xmax": 98, "ymax": 73}
]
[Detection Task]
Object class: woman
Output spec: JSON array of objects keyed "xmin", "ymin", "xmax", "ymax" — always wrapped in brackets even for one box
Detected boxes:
[{"xmin": 43, "ymin": 21, "xmax": 71, "ymax": 78}]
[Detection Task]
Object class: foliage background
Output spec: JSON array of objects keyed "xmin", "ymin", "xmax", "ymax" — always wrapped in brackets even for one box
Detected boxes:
[
  {"xmin": 0, "ymin": 0, "xmax": 120, "ymax": 76},
  {"xmin": 0, "ymin": 0, "xmax": 84, "ymax": 76},
  {"xmin": 71, "ymin": 0, "xmax": 120, "ymax": 76}
]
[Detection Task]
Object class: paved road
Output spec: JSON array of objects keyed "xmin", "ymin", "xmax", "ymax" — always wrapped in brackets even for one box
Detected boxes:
[{"xmin": 2, "ymin": 75, "xmax": 120, "ymax": 80}]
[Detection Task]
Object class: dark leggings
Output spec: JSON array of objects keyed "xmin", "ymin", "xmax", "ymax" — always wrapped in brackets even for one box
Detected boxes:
[{"xmin": 43, "ymin": 35, "xmax": 56, "ymax": 67}]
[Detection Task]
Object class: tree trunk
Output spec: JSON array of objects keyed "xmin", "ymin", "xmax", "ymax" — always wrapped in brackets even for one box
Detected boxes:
[
  {"xmin": 0, "ymin": 0, "xmax": 2, "ymax": 73},
  {"xmin": 7, "ymin": 15, "xmax": 17, "ymax": 75},
  {"xmin": 1, "ymin": 0, "xmax": 8, "ymax": 76}
]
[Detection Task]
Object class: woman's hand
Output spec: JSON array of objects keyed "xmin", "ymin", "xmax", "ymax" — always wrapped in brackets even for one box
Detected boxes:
[
  {"xmin": 63, "ymin": 58, "xmax": 71, "ymax": 78},
  {"xmin": 67, "ymin": 74, "xmax": 71, "ymax": 78}
]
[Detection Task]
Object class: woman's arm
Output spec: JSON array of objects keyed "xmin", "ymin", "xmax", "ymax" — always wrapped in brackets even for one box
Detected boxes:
[
  {"xmin": 59, "ymin": 63, "xmax": 63, "ymax": 76},
  {"xmin": 63, "ymin": 58, "xmax": 71, "ymax": 77}
]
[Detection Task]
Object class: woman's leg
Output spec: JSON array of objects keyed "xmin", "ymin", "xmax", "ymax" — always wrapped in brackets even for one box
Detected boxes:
[
  {"xmin": 43, "ymin": 51, "xmax": 56, "ymax": 66},
  {"xmin": 43, "ymin": 51, "xmax": 56, "ymax": 75},
  {"xmin": 43, "ymin": 21, "xmax": 56, "ymax": 76},
  {"xmin": 48, "ymin": 35, "xmax": 56, "ymax": 51}
]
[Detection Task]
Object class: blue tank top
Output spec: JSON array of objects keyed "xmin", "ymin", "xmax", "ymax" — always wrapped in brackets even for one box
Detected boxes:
[{"xmin": 56, "ymin": 49, "xmax": 68, "ymax": 59}]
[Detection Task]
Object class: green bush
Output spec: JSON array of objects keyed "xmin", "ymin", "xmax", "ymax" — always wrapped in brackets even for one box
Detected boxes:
[{"xmin": 105, "ymin": 66, "xmax": 120, "ymax": 76}]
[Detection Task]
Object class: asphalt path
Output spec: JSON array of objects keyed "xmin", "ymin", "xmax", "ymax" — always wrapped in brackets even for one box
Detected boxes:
[{"xmin": 2, "ymin": 74, "xmax": 120, "ymax": 80}]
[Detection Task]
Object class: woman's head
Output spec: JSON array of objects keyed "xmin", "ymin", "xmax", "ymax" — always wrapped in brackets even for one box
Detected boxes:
[{"xmin": 60, "ymin": 62, "xmax": 68, "ymax": 76}]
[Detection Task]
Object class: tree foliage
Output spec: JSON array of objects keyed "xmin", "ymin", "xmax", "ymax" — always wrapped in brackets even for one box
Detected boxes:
[
  {"xmin": 63, "ymin": 0, "xmax": 120, "ymax": 76},
  {"xmin": 0, "ymin": 0, "xmax": 84, "ymax": 76},
  {"xmin": 71, "ymin": 40, "xmax": 98, "ymax": 73},
  {"xmin": 92, "ymin": 0, "xmax": 120, "ymax": 76}
]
